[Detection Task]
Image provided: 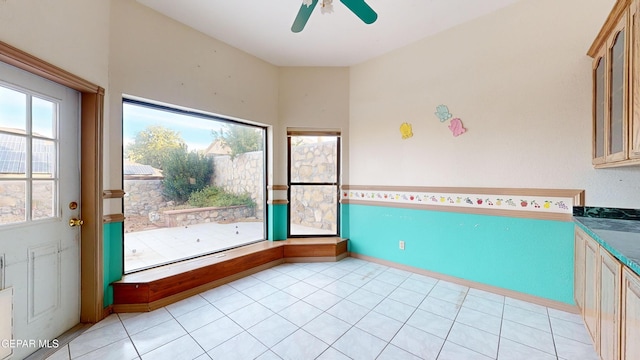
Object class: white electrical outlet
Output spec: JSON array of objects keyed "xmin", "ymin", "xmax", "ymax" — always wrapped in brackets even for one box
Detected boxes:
[{"xmin": 399, "ymin": 241, "xmax": 405, "ymax": 250}]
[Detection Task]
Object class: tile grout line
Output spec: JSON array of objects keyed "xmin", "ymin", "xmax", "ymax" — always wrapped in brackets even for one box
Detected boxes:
[
  {"xmin": 494, "ymin": 296, "xmax": 506, "ymax": 360},
  {"xmin": 116, "ymin": 312, "xmax": 142, "ymax": 360},
  {"xmin": 164, "ymin": 296, "xmax": 214, "ymax": 359},
  {"xmin": 374, "ymin": 276, "xmax": 439, "ymax": 359},
  {"xmin": 434, "ymin": 284, "xmax": 470, "ymax": 359},
  {"xmin": 546, "ymin": 307, "xmax": 560, "ymax": 359}
]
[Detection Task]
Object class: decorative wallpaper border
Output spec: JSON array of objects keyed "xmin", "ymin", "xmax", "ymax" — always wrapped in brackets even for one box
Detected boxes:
[{"xmin": 341, "ymin": 186, "xmax": 584, "ymax": 221}]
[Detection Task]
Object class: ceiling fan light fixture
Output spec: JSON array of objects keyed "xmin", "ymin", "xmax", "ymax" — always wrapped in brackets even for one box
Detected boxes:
[
  {"xmin": 320, "ymin": 0, "xmax": 334, "ymax": 14},
  {"xmin": 292, "ymin": 0, "xmax": 377, "ymax": 33}
]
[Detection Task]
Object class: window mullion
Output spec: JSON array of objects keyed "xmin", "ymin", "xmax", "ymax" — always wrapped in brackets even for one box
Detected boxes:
[{"xmin": 25, "ymin": 95, "xmax": 33, "ymax": 221}]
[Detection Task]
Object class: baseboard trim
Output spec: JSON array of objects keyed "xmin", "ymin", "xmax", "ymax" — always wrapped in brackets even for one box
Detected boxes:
[
  {"xmin": 285, "ymin": 253, "xmax": 349, "ymax": 263},
  {"xmin": 24, "ymin": 323, "xmax": 92, "ymax": 360},
  {"xmin": 350, "ymin": 252, "xmax": 579, "ymax": 314}
]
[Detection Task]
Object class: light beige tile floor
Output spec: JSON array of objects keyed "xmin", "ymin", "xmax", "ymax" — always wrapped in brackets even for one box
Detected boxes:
[{"xmin": 46, "ymin": 257, "xmax": 599, "ymax": 360}]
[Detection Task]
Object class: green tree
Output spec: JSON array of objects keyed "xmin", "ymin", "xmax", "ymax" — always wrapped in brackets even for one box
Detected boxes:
[
  {"xmin": 161, "ymin": 147, "xmax": 214, "ymax": 203},
  {"xmin": 125, "ymin": 125, "xmax": 185, "ymax": 169},
  {"xmin": 212, "ymin": 124, "xmax": 263, "ymax": 159}
]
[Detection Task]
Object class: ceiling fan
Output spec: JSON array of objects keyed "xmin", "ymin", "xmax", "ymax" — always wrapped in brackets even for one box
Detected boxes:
[{"xmin": 292, "ymin": 0, "xmax": 378, "ymax": 33}]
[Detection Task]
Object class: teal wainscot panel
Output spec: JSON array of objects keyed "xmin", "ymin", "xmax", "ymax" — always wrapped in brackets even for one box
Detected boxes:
[
  {"xmin": 268, "ymin": 203, "xmax": 288, "ymax": 241},
  {"xmin": 345, "ymin": 204, "xmax": 575, "ymax": 304},
  {"xmin": 103, "ymin": 221, "xmax": 123, "ymax": 307}
]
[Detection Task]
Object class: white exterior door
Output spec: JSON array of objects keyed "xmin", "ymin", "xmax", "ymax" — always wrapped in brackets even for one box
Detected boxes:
[{"xmin": 0, "ymin": 60, "xmax": 81, "ymax": 359}]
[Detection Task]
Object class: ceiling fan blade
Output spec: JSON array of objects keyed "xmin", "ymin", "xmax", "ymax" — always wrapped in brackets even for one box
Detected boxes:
[
  {"xmin": 340, "ymin": 0, "xmax": 377, "ymax": 24},
  {"xmin": 292, "ymin": 0, "xmax": 319, "ymax": 33}
]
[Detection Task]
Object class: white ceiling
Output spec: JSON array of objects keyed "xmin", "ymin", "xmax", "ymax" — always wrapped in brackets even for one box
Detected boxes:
[{"xmin": 136, "ymin": 0, "xmax": 522, "ymax": 67}]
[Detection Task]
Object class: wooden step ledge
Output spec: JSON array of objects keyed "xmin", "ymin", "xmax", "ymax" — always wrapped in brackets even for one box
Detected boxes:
[{"xmin": 112, "ymin": 238, "xmax": 348, "ymax": 312}]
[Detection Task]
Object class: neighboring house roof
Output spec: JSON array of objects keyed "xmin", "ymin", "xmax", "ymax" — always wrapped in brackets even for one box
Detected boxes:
[
  {"xmin": 0, "ymin": 132, "xmax": 54, "ymax": 174},
  {"xmin": 123, "ymin": 162, "xmax": 163, "ymax": 178},
  {"xmin": 204, "ymin": 139, "xmax": 231, "ymax": 156}
]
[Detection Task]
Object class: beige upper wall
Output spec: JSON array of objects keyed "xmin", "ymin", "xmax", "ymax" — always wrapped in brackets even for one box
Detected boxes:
[
  {"xmin": 278, "ymin": 67, "xmax": 350, "ymax": 184},
  {"xmin": 3, "ymin": 0, "xmax": 640, "ymax": 209},
  {"xmin": 108, "ymin": 0, "xmax": 280, "ymax": 209},
  {"xmin": 0, "ymin": 0, "xmax": 112, "ymax": 210},
  {"xmin": 0, "ymin": 0, "xmax": 110, "ymax": 87},
  {"xmin": 349, "ymin": 0, "xmax": 640, "ymax": 207}
]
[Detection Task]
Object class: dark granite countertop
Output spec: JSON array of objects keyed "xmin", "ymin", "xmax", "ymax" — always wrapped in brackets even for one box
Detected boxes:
[{"xmin": 574, "ymin": 216, "xmax": 640, "ymax": 276}]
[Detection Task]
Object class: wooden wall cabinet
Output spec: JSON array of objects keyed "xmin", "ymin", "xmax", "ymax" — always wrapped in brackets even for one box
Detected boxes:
[
  {"xmin": 590, "ymin": 0, "xmax": 640, "ymax": 167},
  {"xmin": 630, "ymin": 0, "xmax": 640, "ymax": 159},
  {"xmin": 622, "ymin": 267, "xmax": 640, "ymax": 359},
  {"xmin": 575, "ymin": 226, "xmax": 640, "ymax": 360}
]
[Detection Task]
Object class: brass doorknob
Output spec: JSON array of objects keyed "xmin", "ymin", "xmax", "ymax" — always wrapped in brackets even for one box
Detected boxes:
[{"xmin": 69, "ymin": 218, "xmax": 84, "ymax": 227}]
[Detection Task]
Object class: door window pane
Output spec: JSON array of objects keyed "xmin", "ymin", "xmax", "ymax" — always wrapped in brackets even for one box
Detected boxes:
[
  {"xmin": 0, "ymin": 86, "xmax": 26, "ymax": 133},
  {"xmin": 32, "ymin": 97, "xmax": 56, "ymax": 139},
  {"xmin": 32, "ymin": 180, "xmax": 55, "ymax": 220},
  {"xmin": 32, "ymin": 139, "xmax": 55, "ymax": 178},
  {"xmin": 0, "ymin": 133, "xmax": 26, "ymax": 176},
  {"xmin": 0, "ymin": 181, "xmax": 26, "ymax": 224}
]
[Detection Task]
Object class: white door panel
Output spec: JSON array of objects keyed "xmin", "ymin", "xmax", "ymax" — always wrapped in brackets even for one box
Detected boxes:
[{"xmin": 0, "ymin": 60, "xmax": 80, "ymax": 359}]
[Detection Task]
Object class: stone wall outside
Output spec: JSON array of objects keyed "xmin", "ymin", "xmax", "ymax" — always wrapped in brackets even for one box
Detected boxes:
[
  {"xmin": 0, "ymin": 180, "xmax": 55, "ymax": 224},
  {"xmin": 210, "ymin": 151, "xmax": 264, "ymax": 219},
  {"xmin": 122, "ymin": 142, "xmax": 337, "ymax": 231},
  {"xmin": 123, "ymin": 178, "xmax": 170, "ymax": 216},
  {"xmin": 161, "ymin": 205, "xmax": 254, "ymax": 227}
]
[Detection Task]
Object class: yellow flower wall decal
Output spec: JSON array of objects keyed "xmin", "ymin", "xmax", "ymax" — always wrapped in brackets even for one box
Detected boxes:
[{"xmin": 400, "ymin": 122, "xmax": 413, "ymax": 139}]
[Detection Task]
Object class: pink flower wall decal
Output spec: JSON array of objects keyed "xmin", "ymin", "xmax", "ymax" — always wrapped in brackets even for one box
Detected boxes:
[{"xmin": 448, "ymin": 118, "xmax": 466, "ymax": 137}]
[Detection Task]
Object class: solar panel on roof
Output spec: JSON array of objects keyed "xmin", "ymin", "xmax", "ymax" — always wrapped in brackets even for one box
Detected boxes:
[
  {"xmin": 0, "ymin": 133, "xmax": 54, "ymax": 174},
  {"xmin": 123, "ymin": 164, "xmax": 156, "ymax": 175}
]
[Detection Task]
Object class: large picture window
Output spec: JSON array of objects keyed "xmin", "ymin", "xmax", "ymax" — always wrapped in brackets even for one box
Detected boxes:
[{"xmin": 122, "ymin": 99, "xmax": 266, "ymax": 273}]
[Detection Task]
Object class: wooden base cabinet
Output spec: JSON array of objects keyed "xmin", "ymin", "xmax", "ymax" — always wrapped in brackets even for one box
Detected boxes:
[
  {"xmin": 575, "ymin": 228, "xmax": 586, "ymax": 310},
  {"xmin": 622, "ymin": 267, "xmax": 640, "ymax": 359},
  {"xmin": 600, "ymin": 248, "xmax": 622, "ymax": 360},
  {"xmin": 575, "ymin": 226, "xmax": 628, "ymax": 360},
  {"xmin": 581, "ymin": 227, "xmax": 601, "ymax": 345}
]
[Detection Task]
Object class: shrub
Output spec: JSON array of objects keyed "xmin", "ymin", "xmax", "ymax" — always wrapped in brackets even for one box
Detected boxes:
[
  {"xmin": 125, "ymin": 125, "xmax": 185, "ymax": 169},
  {"xmin": 187, "ymin": 186, "xmax": 255, "ymax": 208},
  {"xmin": 212, "ymin": 124, "xmax": 263, "ymax": 159},
  {"xmin": 162, "ymin": 147, "xmax": 213, "ymax": 203}
]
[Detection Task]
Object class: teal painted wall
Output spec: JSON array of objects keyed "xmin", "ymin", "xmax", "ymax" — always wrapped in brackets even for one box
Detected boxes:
[
  {"xmin": 268, "ymin": 204, "xmax": 288, "ymax": 240},
  {"xmin": 345, "ymin": 204, "xmax": 575, "ymax": 304},
  {"xmin": 103, "ymin": 222, "xmax": 123, "ymax": 307},
  {"xmin": 340, "ymin": 203, "xmax": 350, "ymax": 239}
]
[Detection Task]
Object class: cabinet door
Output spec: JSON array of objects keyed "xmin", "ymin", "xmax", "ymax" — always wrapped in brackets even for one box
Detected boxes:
[
  {"xmin": 600, "ymin": 248, "xmax": 621, "ymax": 360},
  {"xmin": 575, "ymin": 227, "xmax": 587, "ymax": 310},
  {"xmin": 584, "ymin": 234, "xmax": 600, "ymax": 346},
  {"xmin": 594, "ymin": 52, "xmax": 607, "ymax": 165},
  {"xmin": 606, "ymin": 15, "xmax": 629, "ymax": 162},
  {"xmin": 622, "ymin": 267, "xmax": 640, "ymax": 360},
  {"xmin": 630, "ymin": 0, "xmax": 640, "ymax": 159}
]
